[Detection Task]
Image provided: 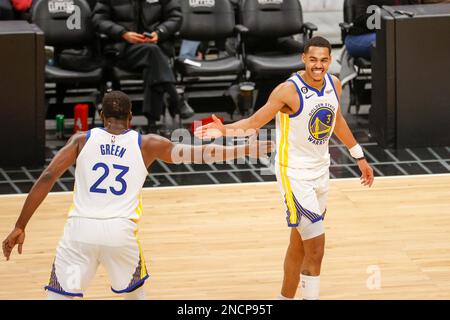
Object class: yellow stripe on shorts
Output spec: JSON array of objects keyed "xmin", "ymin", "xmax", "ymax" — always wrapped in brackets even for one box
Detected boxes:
[
  {"xmin": 278, "ymin": 113, "xmax": 298, "ymax": 225},
  {"xmin": 134, "ymin": 229, "xmax": 147, "ymax": 279},
  {"xmin": 134, "ymin": 193, "xmax": 143, "ymax": 217}
]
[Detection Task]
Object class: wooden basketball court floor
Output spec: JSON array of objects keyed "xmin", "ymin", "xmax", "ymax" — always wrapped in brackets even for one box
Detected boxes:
[{"xmin": 0, "ymin": 174, "xmax": 449, "ymax": 300}]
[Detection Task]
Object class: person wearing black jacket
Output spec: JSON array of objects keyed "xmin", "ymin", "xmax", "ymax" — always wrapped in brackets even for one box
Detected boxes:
[
  {"xmin": 345, "ymin": 0, "xmax": 421, "ymax": 59},
  {"xmin": 92, "ymin": 0, "xmax": 194, "ymax": 132}
]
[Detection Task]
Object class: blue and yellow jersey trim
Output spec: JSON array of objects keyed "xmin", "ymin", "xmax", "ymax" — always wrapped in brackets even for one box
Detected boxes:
[
  {"xmin": 134, "ymin": 228, "xmax": 147, "ymax": 280},
  {"xmin": 278, "ymin": 113, "xmax": 299, "ymax": 226}
]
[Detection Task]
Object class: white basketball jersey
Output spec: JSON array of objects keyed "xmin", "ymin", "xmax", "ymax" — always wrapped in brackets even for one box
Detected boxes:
[
  {"xmin": 68, "ymin": 128, "xmax": 148, "ymax": 220},
  {"xmin": 275, "ymin": 72, "xmax": 339, "ymax": 180}
]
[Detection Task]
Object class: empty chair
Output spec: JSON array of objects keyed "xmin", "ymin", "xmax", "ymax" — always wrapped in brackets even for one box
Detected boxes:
[
  {"xmin": 32, "ymin": 0, "xmax": 103, "ymax": 121},
  {"xmin": 238, "ymin": 0, "xmax": 317, "ymax": 107},
  {"xmin": 175, "ymin": 0, "xmax": 243, "ymax": 80},
  {"xmin": 239, "ymin": 0, "xmax": 317, "ymax": 80},
  {"xmin": 174, "ymin": 0, "xmax": 244, "ymax": 117}
]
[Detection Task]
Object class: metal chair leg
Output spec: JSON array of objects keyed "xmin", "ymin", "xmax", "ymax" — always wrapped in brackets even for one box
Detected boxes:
[{"xmin": 348, "ymin": 80, "xmax": 355, "ymax": 114}]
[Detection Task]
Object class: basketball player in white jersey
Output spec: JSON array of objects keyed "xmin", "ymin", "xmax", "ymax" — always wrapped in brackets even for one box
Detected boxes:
[
  {"xmin": 2, "ymin": 91, "xmax": 273, "ymax": 300},
  {"xmin": 195, "ymin": 36, "xmax": 375, "ymax": 300}
]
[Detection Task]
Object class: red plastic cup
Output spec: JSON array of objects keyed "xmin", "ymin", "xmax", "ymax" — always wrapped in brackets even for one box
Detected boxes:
[{"xmin": 74, "ymin": 104, "xmax": 89, "ymax": 133}]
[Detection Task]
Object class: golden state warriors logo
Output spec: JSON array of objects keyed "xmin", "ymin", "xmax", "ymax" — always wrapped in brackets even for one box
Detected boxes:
[{"xmin": 308, "ymin": 107, "xmax": 334, "ymax": 145}]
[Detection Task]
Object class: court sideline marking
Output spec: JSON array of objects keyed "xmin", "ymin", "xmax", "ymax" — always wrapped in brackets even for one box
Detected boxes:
[{"xmin": 0, "ymin": 173, "xmax": 448, "ymax": 199}]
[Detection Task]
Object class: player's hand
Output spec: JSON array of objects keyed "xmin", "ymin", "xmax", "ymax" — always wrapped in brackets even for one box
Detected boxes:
[
  {"xmin": 2, "ymin": 227, "xmax": 25, "ymax": 261},
  {"xmin": 194, "ymin": 114, "xmax": 226, "ymax": 139},
  {"xmin": 357, "ymin": 158, "xmax": 374, "ymax": 187}
]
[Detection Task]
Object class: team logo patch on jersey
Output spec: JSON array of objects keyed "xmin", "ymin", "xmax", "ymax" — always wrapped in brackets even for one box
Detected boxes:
[
  {"xmin": 301, "ymin": 87, "xmax": 308, "ymax": 94},
  {"xmin": 308, "ymin": 107, "xmax": 335, "ymax": 144}
]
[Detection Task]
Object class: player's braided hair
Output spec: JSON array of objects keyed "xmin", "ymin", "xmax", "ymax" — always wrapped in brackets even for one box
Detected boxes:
[{"xmin": 102, "ymin": 91, "xmax": 131, "ymax": 120}]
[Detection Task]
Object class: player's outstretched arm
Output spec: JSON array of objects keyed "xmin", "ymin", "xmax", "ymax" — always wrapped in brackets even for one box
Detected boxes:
[
  {"xmin": 330, "ymin": 76, "xmax": 374, "ymax": 187},
  {"xmin": 141, "ymin": 134, "xmax": 274, "ymax": 165},
  {"xmin": 194, "ymin": 82, "xmax": 294, "ymax": 139},
  {"xmin": 2, "ymin": 133, "xmax": 84, "ymax": 261}
]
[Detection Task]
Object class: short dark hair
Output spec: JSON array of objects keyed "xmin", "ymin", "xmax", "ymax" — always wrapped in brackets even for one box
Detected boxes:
[
  {"xmin": 304, "ymin": 36, "xmax": 332, "ymax": 55},
  {"xmin": 102, "ymin": 91, "xmax": 131, "ymax": 120}
]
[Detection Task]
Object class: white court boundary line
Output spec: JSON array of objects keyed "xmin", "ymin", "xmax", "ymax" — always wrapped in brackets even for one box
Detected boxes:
[{"xmin": 0, "ymin": 173, "xmax": 449, "ymax": 199}]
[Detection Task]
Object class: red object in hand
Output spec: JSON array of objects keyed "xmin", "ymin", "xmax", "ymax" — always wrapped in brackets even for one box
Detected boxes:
[
  {"xmin": 11, "ymin": 0, "xmax": 32, "ymax": 11},
  {"xmin": 74, "ymin": 104, "xmax": 89, "ymax": 133},
  {"xmin": 191, "ymin": 115, "xmax": 224, "ymax": 134}
]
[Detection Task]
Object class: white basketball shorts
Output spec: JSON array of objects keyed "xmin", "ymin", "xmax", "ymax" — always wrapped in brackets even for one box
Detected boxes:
[
  {"xmin": 45, "ymin": 217, "xmax": 148, "ymax": 297},
  {"xmin": 275, "ymin": 167, "xmax": 329, "ymax": 240}
]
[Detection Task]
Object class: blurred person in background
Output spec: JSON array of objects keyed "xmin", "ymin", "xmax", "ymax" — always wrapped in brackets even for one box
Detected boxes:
[
  {"xmin": 345, "ymin": 0, "xmax": 421, "ymax": 60},
  {"xmin": 92, "ymin": 0, "xmax": 194, "ymax": 133}
]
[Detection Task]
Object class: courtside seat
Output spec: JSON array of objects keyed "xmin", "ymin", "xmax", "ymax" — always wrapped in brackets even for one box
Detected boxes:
[
  {"xmin": 175, "ymin": 0, "xmax": 243, "ymax": 80},
  {"xmin": 175, "ymin": 55, "xmax": 243, "ymax": 77},
  {"xmin": 32, "ymin": 0, "xmax": 104, "ymax": 118},
  {"xmin": 33, "ymin": 0, "xmax": 103, "ymax": 82},
  {"xmin": 245, "ymin": 53, "xmax": 303, "ymax": 79},
  {"xmin": 354, "ymin": 57, "xmax": 371, "ymax": 69},
  {"xmin": 240, "ymin": 0, "xmax": 316, "ymax": 80},
  {"xmin": 45, "ymin": 65, "xmax": 103, "ymax": 84},
  {"xmin": 111, "ymin": 67, "xmax": 142, "ymax": 81}
]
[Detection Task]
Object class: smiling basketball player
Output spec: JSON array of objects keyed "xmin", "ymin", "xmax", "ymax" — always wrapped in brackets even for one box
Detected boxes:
[{"xmin": 195, "ymin": 36, "xmax": 375, "ymax": 300}]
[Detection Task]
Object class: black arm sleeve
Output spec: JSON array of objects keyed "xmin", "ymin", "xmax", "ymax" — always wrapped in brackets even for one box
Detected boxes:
[{"xmin": 155, "ymin": 0, "xmax": 182, "ymax": 42}]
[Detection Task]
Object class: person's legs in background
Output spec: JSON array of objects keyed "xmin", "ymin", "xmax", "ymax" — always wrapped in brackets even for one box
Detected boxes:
[
  {"xmin": 118, "ymin": 43, "xmax": 194, "ymax": 133},
  {"xmin": 162, "ymin": 82, "xmax": 195, "ymax": 121},
  {"xmin": 179, "ymin": 40, "xmax": 201, "ymax": 59},
  {"xmin": 344, "ymin": 32, "xmax": 376, "ymax": 60}
]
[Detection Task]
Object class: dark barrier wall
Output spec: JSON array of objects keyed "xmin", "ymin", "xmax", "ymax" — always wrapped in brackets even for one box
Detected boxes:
[
  {"xmin": 371, "ymin": 4, "xmax": 450, "ymax": 148},
  {"xmin": 0, "ymin": 21, "xmax": 45, "ymax": 166}
]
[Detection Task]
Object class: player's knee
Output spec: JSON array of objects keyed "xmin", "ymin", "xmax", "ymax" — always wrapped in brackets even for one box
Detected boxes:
[
  {"xmin": 303, "ymin": 237, "xmax": 325, "ymax": 265},
  {"xmin": 308, "ymin": 245, "xmax": 324, "ymax": 263}
]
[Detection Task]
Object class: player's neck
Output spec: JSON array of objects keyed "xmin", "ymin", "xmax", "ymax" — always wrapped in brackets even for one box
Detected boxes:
[
  {"xmin": 300, "ymin": 71, "xmax": 325, "ymax": 90},
  {"xmin": 103, "ymin": 119, "xmax": 129, "ymax": 135}
]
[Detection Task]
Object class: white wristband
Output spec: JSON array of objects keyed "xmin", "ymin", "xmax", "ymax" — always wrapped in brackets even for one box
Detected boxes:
[{"xmin": 349, "ymin": 144, "xmax": 364, "ymax": 159}]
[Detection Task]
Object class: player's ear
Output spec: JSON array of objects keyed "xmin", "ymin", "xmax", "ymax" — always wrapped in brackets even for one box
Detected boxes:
[
  {"xmin": 100, "ymin": 111, "xmax": 105, "ymax": 122},
  {"xmin": 301, "ymin": 53, "xmax": 306, "ymax": 64},
  {"xmin": 128, "ymin": 112, "xmax": 132, "ymax": 126}
]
